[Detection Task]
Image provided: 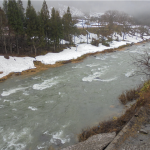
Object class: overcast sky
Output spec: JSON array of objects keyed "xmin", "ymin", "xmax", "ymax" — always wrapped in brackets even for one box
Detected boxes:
[{"xmin": 0, "ymin": 1, "xmax": 150, "ymax": 16}]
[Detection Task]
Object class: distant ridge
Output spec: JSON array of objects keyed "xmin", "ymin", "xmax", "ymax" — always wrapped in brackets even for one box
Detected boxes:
[{"xmin": 48, "ymin": 3, "xmax": 104, "ymax": 18}]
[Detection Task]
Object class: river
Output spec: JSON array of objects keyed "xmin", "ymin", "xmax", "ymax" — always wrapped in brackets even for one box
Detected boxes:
[{"xmin": 0, "ymin": 42, "xmax": 149, "ymax": 150}]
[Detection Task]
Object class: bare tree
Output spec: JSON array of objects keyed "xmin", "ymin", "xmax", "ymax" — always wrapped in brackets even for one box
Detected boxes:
[{"xmin": 132, "ymin": 51, "xmax": 150, "ymax": 77}]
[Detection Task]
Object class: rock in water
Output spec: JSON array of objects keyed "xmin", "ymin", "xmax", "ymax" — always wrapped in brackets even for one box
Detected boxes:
[{"xmin": 61, "ymin": 132, "xmax": 116, "ymax": 150}]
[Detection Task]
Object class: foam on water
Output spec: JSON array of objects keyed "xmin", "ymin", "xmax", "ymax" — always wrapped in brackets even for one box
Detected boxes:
[
  {"xmin": 141, "ymin": 77, "xmax": 147, "ymax": 82},
  {"xmin": 3, "ymin": 99, "xmax": 10, "ymax": 103},
  {"xmin": 86, "ymin": 63, "xmax": 99, "ymax": 67},
  {"xmin": 1, "ymin": 87, "xmax": 28, "ymax": 97},
  {"xmin": 13, "ymin": 99, "xmax": 24, "ymax": 104},
  {"xmin": 0, "ymin": 105, "xmax": 4, "ymax": 108},
  {"xmin": 33, "ymin": 77, "xmax": 59, "ymax": 90},
  {"xmin": 32, "ymin": 76, "xmax": 41, "ymax": 80},
  {"xmin": 111, "ymin": 55, "xmax": 118, "ymax": 59},
  {"xmin": 23, "ymin": 91, "xmax": 29, "ymax": 96},
  {"xmin": 0, "ymin": 127, "xmax": 3, "ymax": 133},
  {"xmin": 1, "ymin": 128, "xmax": 32, "ymax": 150},
  {"xmin": 82, "ymin": 72, "xmax": 103, "ymax": 82},
  {"xmin": 98, "ymin": 66, "xmax": 109, "ymax": 71},
  {"xmin": 129, "ymin": 50, "xmax": 145, "ymax": 54},
  {"xmin": 28, "ymin": 106, "xmax": 38, "ymax": 111},
  {"xmin": 62, "ymin": 121, "xmax": 71, "ymax": 128},
  {"xmin": 37, "ymin": 145, "xmax": 45, "ymax": 150},
  {"xmin": 94, "ymin": 77, "xmax": 118, "ymax": 82},
  {"xmin": 72, "ymin": 64, "xmax": 82, "ymax": 68},
  {"xmin": 125, "ymin": 70, "xmax": 135, "ymax": 77},
  {"xmin": 45, "ymin": 100, "xmax": 54, "ymax": 104},
  {"xmin": 82, "ymin": 65, "xmax": 109, "ymax": 82},
  {"xmin": 96, "ymin": 56, "xmax": 108, "ymax": 60},
  {"xmin": 50, "ymin": 130, "xmax": 70, "ymax": 144}
]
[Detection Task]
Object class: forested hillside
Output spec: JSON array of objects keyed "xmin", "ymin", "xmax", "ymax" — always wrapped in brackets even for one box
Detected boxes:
[
  {"xmin": 0, "ymin": 0, "xmax": 76, "ymax": 56},
  {"xmin": 0, "ymin": 0, "xmax": 149, "ymax": 57}
]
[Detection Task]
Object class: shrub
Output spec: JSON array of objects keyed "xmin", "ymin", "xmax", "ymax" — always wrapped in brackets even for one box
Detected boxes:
[
  {"xmin": 102, "ymin": 41, "xmax": 110, "ymax": 47},
  {"xmin": 119, "ymin": 86, "xmax": 142, "ymax": 105},
  {"xmin": 4, "ymin": 55, "xmax": 9, "ymax": 59},
  {"xmin": 78, "ymin": 80, "xmax": 150, "ymax": 143},
  {"xmin": 91, "ymin": 38, "xmax": 100, "ymax": 47},
  {"xmin": 78, "ymin": 103, "xmax": 136, "ymax": 142},
  {"xmin": 107, "ymin": 37, "xmax": 113, "ymax": 42}
]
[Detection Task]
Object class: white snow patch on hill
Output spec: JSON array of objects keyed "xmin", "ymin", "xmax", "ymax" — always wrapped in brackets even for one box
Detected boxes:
[{"xmin": 49, "ymin": 4, "xmax": 85, "ymax": 17}]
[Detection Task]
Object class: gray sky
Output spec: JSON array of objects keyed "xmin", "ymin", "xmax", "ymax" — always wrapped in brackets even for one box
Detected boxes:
[{"xmin": 0, "ymin": 1, "xmax": 150, "ymax": 16}]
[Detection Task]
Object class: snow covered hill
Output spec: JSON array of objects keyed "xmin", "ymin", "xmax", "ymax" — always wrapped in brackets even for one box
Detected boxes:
[
  {"xmin": 48, "ymin": 3, "xmax": 104, "ymax": 19},
  {"xmin": 89, "ymin": 11, "xmax": 104, "ymax": 18},
  {"xmin": 49, "ymin": 4, "xmax": 85, "ymax": 18}
]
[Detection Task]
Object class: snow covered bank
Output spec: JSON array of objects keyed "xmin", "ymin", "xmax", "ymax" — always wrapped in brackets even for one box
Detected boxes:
[
  {"xmin": 0, "ymin": 56, "xmax": 35, "ymax": 79},
  {"xmin": 0, "ymin": 34, "xmax": 150, "ymax": 80}
]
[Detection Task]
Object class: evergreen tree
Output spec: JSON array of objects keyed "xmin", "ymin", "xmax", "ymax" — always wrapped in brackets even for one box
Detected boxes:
[
  {"xmin": 40, "ymin": 0, "xmax": 49, "ymax": 38},
  {"xmin": 7, "ymin": 0, "xmax": 23, "ymax": 54},
  {"xmin": 50, "ymin": 8, "xmax": 63, "ymax": 51},
  {"xmin": 0, "ymin": 7, "xmax": 8, "ymax": 54},
  {"xmin": 37, "ymin": 11, "xmax": 45, "ymax": 50},
  {"xmin": 62, "ymin": 7, "xmax": 74, "ymax": 44},
  {"xmin": 17, "ymin": 0, "xmax": 25, "ymax": 27},
  {"xmin": 50, "ymin": 7, "xmax": 56, "ymax": 51},
  {"xmin": 7, "ymin": 0, "xmax": 23, "ymax": 33},
  {"xmin": 2, "ymin": 0, "xmax": 7, "ymax": 15},
  {"xmin": 26, "ymin": 0, "xmax": 38, "ymax": 55},
  {"xmin": 27, "ymin": 0, "xmax": 31, "ymax": 8},
  {"xmin": 55, "ymin": 10, "xmax": 63, "ymax": 48}
]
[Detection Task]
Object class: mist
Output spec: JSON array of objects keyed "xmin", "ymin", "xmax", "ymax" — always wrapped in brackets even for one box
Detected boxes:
[
  {"xmin": 0, "ymin": 1, "xmax": 150, "ymax": 24},
  {"xmin": 0, "ymin": 1, "xmax": 150, "ymax": 15}
]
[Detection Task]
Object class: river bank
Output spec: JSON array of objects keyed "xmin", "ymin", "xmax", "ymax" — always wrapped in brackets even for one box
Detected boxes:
[
  {"xmin": 0, "ymin": 37, "xmax": 149, "ymax": 83},
  {"xmin": 60, "ymin": 70, "xmax": 150, "ymax": 150},
  {"xmin": 1, "ymin": 41, "xmax": 150, "ymax": 150}
]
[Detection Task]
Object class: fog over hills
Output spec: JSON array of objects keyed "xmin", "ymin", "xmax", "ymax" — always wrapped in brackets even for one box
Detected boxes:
[
  {"xmin": 0, "ymin": 1, "xmax": 150, "ymax": 25},
  {"xmin": 0, "ymin": 1, "xmax": 150, "ymax": 15}
]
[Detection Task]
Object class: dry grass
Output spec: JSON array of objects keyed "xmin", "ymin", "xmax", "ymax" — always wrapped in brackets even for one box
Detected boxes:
[
  {"xmin": 78, "ymin": 80, "xmax": 150, "ymax": 142},
  {"xmin": 78, "ymin": 103, "xmax": 137, "ymax": 142},
  {"xmin": 48, "ymin": 146, "xmax": 55, "ymax": 150},
  {"xmin": 119, "ymin": 86, "xmax": 142, "ymax": 105}
]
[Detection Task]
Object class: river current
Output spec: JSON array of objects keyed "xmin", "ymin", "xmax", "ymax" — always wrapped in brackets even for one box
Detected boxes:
[{"xmin": 0, "ymin": 42, "xmax": 150, "ymax": 150}]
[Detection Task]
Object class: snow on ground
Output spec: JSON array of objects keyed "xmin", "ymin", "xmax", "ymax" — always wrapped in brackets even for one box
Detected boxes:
[
  {"xmin": 0, "ymin": 56, "xmax": 35, "ymax": 79},
  {"xmin": 0, "ymin": 33, "xmax": 150, "ymax": 79}
]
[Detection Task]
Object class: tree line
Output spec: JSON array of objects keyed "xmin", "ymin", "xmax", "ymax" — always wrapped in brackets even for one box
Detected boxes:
[
  {"xmin": 87, "ymin": 10, "xmax": 150, "ymax": 46},
  {"xmin": 0, "ymin": 0, "xmax": 76, "ymax": 56},
  {"xmin": 0, "ymin": 1, "xmax": 149, "ymax": 56}
]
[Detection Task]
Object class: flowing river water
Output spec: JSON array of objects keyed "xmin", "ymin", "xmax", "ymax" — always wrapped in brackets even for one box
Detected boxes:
[{"xmin": 0, "ymin": 42, "xmax": 150, "ymax": 150}]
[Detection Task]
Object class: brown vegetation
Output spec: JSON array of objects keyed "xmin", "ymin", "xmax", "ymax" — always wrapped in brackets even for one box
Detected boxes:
[
  {"xmin": 78, "ymin": 103, "xmax": 137, "ymax": 142},
  {"xmin": 119, "ymin": 85, "xmax": 142, "ymax": 105},
  {"xmin": 78, "ymin": 80, "xmax": 150, "ymax": 142}
]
